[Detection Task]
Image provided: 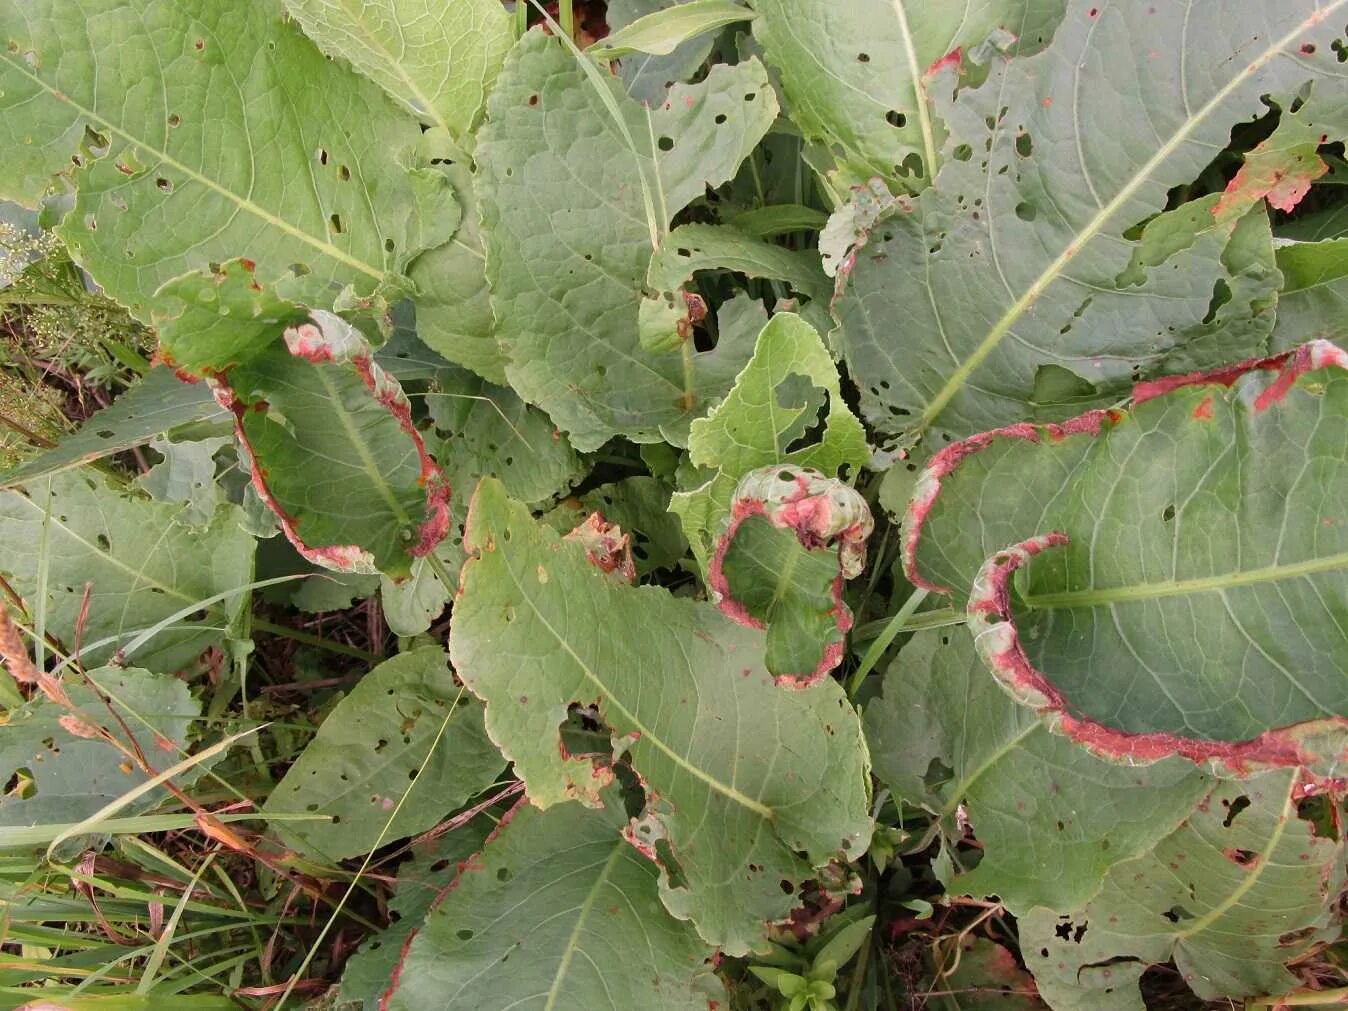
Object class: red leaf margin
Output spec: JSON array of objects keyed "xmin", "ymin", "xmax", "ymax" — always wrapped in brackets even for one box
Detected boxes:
[
  {"xmin": 707, "ymin": 466, "xmax": 873, "ymax": 688},
  {"xmin": 209, "ymin": 311, "xmax": 451, "ymax": 574},
  {"xmin": 904, "ymin": 340, "xmax": 1348, "ymax": 780}
]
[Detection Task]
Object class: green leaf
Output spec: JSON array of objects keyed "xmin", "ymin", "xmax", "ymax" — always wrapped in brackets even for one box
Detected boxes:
[
  {"xmin": 905, "ymin": 343, "xmax": 1348, "ymax": 774},
  {"xmin": 0, "ymin": 472, "xmax": 254, "ymax": 673},
  {"xmin": 0, "ymin": 368, "xmax": 225, "ymax": 490},
  {"xmin": 283, "ymin": 0, "xmax": 512, "ymax": 141},
  {"xmin": 590, "ymin": 0, "xmax": 753, "ymax": 59},
  {"xmin": 831, "ymin": 1, "xmax": 1348, "ymax": 445},
  {"xmin": 262, "ymin": 646, "xmax": 501, "ymax": 862},
  {"xmin": 384, "ymin": 785, "xmax": 725, "ymax": 1011},
  {"xmin": 1271, "ymin": 238, "xmax": 1348, "ymax": 350},
  {"xmin": 0, "ymin": 667, "xmax": 200, "ymax": 843},
  {"xmin": 672, "ymin": 313, "xmax": 868, "ymax": 569},
  {"xmin": 708, "ymin": 467, "xmax": 873, "ymax": 683},
  {"xmin": 478, "ymin": 30, "xmax": 778, "ymax": 450},
  {"xmin": 1022, "ymin": 770, "xmax": 1346, "ymax": 1010},
  {"xmin": 751, "ymin": 0, "xmax": 1064, "ymax": 192},
  {"xmin": 215, "ymin": 311, "xmax": 450, "ymax": 579},
  {"xmin": 730, "ymin": 204, "xmax": 829, "ymax": 239},
  {"xmin": 338, "ymin": 814, "xmax": 494, "ymax": 1009},
  {"xmin": 647, "ymin": 222, "xmax": 832, "ymax": 304},
  {"xmin": 0, "ymin": 0, "xmax": 454, "ymax": 317},
  {"xmin": 378, "ymin": 548, "xmax": 461, "ymax": 638},
  {"xmin": 426, "ymin": 366, "xmax": 585, "ymax": 507},
  {"xmin": 449, "ymin": 479, "xmax": 872, "ymax": 954},
  {"xmin": 136, "ymin": 433, "xmax": 230, "ymax": 527},
  {"xmin": 406, "ymin": 161, "xmax": 506, "ymax": 383},
  {"xmin": 864, "ymin": 631, "xmax": 1209, "ymax": 913},
  {"xmin": 151, "ymin": 258, "xmax": 310, "ymax": 375}
]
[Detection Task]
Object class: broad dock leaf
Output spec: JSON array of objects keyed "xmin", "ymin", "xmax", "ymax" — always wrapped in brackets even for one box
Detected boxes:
[
  {"xmin": 449, "ymin": 478, "xmax": 872, "ymax": 953},
  {"xmin": 0, "ymin": 0, "xmax": 453, "ymax": 316},
  {"xmin": 0, "ymin": 472, "xmax": 253, "ymax": 672},
  {"xmin": 752, "ymin": 0, "xmax": 1065, "ymax": 192},
  {"xmin": 907, "ymin": 342, "xmax": 1348, "ymax": 773},
  {"xmin": 284, "ymin": 0, "xmax": 512, "ymax": 141},
  {"xmin": 865, "ymin": 631, "xmax": 1208, "ymax": 913},
  {"xmin": 477, "ymin": 30, "xmax": 777, "ymax": 450},
  {"xmin": 833, "ymin": 0, "xmax": 1348, "ymax": 444},
  {"xmin": 385, "ymin": 786, "xmax": 724, "ymax": 1010},
  {"xmin": 263, "ymin": 646, "xmax": 500, "ymax": 862},
  {"xmin": 1022, "ymin": 770, "xmax": 1346, "ymax": 1010}
]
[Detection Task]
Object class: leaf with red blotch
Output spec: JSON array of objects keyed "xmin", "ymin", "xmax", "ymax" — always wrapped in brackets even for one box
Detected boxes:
[
  {"xmin": 708, "ymin": 465, "xmax": 873, "ymax": 685},
  {"xmin": 906, "ymin": 341, "xmax": 1348, "ymax": 778},
  {"xmin": 1214, "ymin": 87, "xmax": 1346, "ymax": 224},
  {"xmin": 932, "ymin": 937, "xmax": 1049, "ymax": 1010},
  {"xmin": 212, "ymin": 311, "xmax": 450, "ymax": 578}
]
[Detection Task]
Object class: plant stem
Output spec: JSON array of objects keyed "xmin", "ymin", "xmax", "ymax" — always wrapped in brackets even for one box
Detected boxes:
[
  {"xmin": 1247, "ymin": 989, "xmax": 1348, "ymax": 1008},
  {"xmin": 559, "ymin": 0, "xmax": 575, "ymax": 41},
  {"xmin": 846, "ymin": 587, "xmax": 928, "ymax": 698},
  {"xmin": 853, "ymin": 606, "xmax": 961, "ymax": 641}
]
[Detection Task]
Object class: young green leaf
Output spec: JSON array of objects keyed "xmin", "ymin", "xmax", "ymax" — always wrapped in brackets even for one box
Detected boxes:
[
  {"xmin": 590, "ymin": 0, "xmax": 754, "ymax": 59},
  {"xmin": 605, "ymin": 0, "xmax": 723, "ymax": 104},
  {"xmin": 384, "ymin": 785, "xmax": 725, "ymax": 1010},
  {"xmin": 672, "ymin": 313, "xmax": 868, "ymax": 569},
  {"xmin": 449, "ymin": 478, "xmax": 872, "ymax": 954},
  {"xmin": 262, "ymin": 646, "xmax": 501, "ymax": 862}
]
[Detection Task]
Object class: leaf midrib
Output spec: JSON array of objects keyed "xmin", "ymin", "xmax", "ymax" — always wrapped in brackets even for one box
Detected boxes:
[
  {"xmin": 0, "ymin": 53, "xmax": 383, "ymax": 281},
  {"xmin": 889, "ymin": 0, "xmax": 937, "ymax": 180},
  {"xmin": 543, "ymin": 840, "xmax": 625, "ymax": 1011},
  {"xmin": 917, "ymin": 0, "xmax": 1348, "ymax": 431},
  {"xmin": 1023, "ymin": 548, "xmax": 1348, "ymax": 608},
  {"xmin": 1173, "ymin": 779, "xmax": 1295, "ymax": 940},
  {"xmin": 315, "ymin": 365, "xmax": 413, "ymax": 527}
]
